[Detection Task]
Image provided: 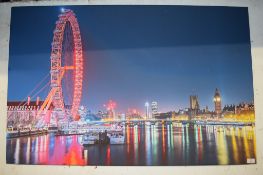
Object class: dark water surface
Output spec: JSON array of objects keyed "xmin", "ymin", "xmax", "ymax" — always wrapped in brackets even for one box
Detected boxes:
[{"xmin": 6, "ymin": 124, "xmax": 256, "ymax": 165}]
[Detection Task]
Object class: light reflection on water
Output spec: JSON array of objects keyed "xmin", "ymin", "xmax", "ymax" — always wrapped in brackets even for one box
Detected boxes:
[{"xmin": 6, "ymin": 124, "xmax": 256, "ymax": 166}]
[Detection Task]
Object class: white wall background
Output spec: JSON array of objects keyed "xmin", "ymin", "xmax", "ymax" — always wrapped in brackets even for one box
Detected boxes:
[{"xmin": 0, "ymin": 0, "xmax": 263, "ymax": 175}]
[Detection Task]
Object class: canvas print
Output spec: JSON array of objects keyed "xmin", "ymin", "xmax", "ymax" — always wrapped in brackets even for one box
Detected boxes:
[{"xmin": 6, "ymin": 5, "xmax": 256, "ymax": 166}]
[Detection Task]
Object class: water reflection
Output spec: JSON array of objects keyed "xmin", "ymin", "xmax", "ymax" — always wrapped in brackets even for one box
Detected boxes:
[
  {"xmin": 215, "ymin": 126, "xmax": 229, "ymax": 164},
  {"xmin": 26, "ymin": 137, "xmax": 30, "ymax": 164},
  {"xmin": 231, "ymin": 127, "xmax": 239, "ymax": 164},
  {"xmin": 134, "ymin": 126, "xmax": 139, "ymax": 164},
  {"xmin": 14, "ymin": 138, "xmax": 20, "ymax": 164},
  {"xmin": 145, "ymin": 125, "xmax": 152, "ymax": 165},
  {"xmin": 6, "ymin": 124, "xmax": 256, "ymax": 166}
]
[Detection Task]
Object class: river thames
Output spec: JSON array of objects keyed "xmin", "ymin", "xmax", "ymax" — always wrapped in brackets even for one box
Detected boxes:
[{"xmin": 6, "ymin": 123, "xmax": 256, "ymax": 166}]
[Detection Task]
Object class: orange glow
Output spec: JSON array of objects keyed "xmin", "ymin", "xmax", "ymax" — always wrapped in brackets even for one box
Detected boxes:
[
  {"xmin": 216, "ymin": 128, "xmax": 229, "ymax": 165},
  {"xmin": 127, "ymin": 125, "xmax": 130, "ymax": 153},
  {"xmin": 63, "ymin": 136, "xmax": 85, "ymax": 165},
  {"xmin": 106, "ymin": 146, "xmax": 111, "ymax": 165},
  {"xmin": 197, "ymin": 126, "xmax": 203, "ymax": 161},
  {"xmin": 231, "ymin": 128, "xmax": 239, "ymax": 164},
  {"xmin": 223, "ymin": 111, "xmax": 255, "ymax": 123},
  {"xmin": 63, "ymin": 65, "xmax": 75, "ymax": 70},
  {"xmin": 74, "ymin": 114, "xmax": 81, "ymax": 121},
  {"xmin": 162, "ymin": 124, "xmax": 166, "ymax": 161},
  {"xmin": 106, "ymin": 100, "xmax": 117, "ymax": 110}
]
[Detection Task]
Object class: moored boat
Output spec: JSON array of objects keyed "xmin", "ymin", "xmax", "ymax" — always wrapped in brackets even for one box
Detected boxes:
[
  {"xmin": 109, "ymin": 133, "xmax": 125, "ymax": 144},
  {"xmin": 81, "ymin": 133, "xmax": 99, "ymax": 146}
]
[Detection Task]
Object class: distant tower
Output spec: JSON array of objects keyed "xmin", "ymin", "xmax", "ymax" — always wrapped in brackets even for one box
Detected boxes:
[
  {"xmin": 189, "ymin": 95, "xmax": 199, "ymax": 119},
  {"xmin": 145, "ymin": 102, "xmax": 150, "ymax": 119},
  {"xmin": 213, "ymin": 88, "xmax": 222, "ymax": 115},
  {"xmin": 205, "ymin": 106, "xmax": 209, "ymax": 113},
  {"xmin": 151, "ymin": 101, "xmax": 158, "ymax": 118},
  {"xmin": 190, "ymin": 95, "xmax": 199, "ymax": 110}
]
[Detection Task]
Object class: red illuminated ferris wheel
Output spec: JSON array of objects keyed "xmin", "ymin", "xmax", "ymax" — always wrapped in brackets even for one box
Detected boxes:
[{"xmin": 37, "ymin": 9, "xmax": 83, "ymax": 121}]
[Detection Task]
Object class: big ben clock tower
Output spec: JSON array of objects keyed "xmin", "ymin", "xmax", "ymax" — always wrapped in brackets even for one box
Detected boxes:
[{"xmin": 213, "ymin": 88, "xmax": 222, "ymax": 115}]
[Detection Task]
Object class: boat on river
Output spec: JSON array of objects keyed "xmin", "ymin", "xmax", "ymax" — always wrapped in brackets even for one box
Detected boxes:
[
  {"xmin": 109, "ymin": 133, "xmax": 125, "ymax": 144},
  {"xmin": 81, "ymin": 133, "xmax": 99, "ymax": 146}
]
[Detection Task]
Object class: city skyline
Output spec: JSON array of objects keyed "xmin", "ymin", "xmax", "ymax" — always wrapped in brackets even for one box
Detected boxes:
[
  {"xmin": 8, "ymin": 6, "xmax": 254, "ymax": 113},
  {"xmin": 6, "ymin": 6, "xmax": 256, "ymax": 167}
]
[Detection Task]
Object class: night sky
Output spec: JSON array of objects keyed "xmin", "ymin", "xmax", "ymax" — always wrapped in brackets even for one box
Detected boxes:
[{"xmin": 8, "ymin": 5, "xmax": 254, "ymax": 113}]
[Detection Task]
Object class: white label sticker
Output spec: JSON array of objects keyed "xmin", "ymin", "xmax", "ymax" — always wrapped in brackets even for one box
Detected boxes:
[{"xmin": 247, "ymin": 158, "xmax": 256, "ymax": 164}]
